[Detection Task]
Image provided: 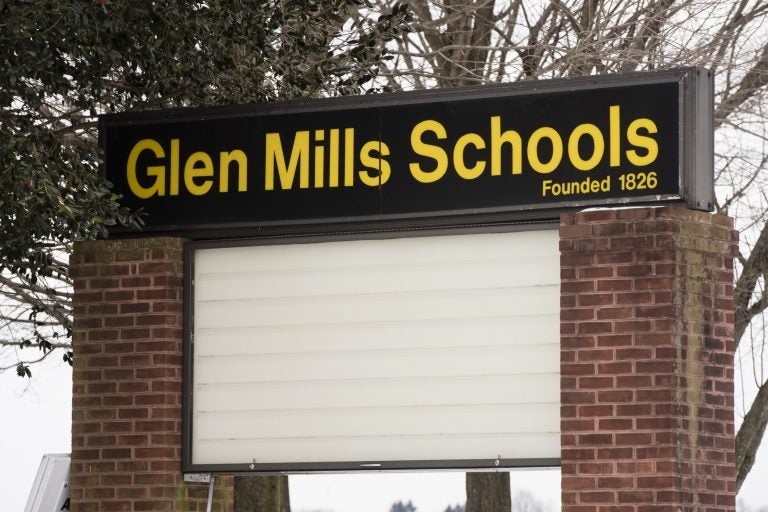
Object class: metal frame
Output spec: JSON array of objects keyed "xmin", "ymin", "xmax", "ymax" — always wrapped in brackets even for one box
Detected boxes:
[
  {"xmin": 169, "ymin": 68, "xmax": 714, "ymax": 474},
  {"xmin": 182, "ymin": 224, "xmax": 561, "ymax": 475},
  {"xmin": 103, "ymin": 67, "xmax": 714, "ymax": 240}
]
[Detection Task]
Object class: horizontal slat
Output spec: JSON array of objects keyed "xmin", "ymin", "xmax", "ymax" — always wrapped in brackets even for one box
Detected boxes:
[
  {"xmin": 193, "ymin": 373, "xmax": 560, "ymax": 412},
  {"xmin": 195, "ymin": 285, "xmax": 558, "ymax": 328},
  {"xmin": 194, "ymin": 230, "xmax": 559, "ymax": 274},
  {"xmin": 194, "ymin": 314, "xmax": 558, "ymax": 356},
  {"xmin": 193, "ymin": 403, "xmax": 559, "ymax": 441},
  {"xmin": 195, "ymin": 257, "xmax": 559, "ymax": 301},
  {"xmin": 194, "ymin": 344, "xmax": 559, "ymax": 384},
  {"xmin": 192, "ymin": 433, "xmax": 561, "ymax": 465}
]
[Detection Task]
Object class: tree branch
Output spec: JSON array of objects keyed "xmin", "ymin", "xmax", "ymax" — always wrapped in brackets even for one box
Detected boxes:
[
  {"xmin": 716, "ymin": 41, "xmax": 768, "ymax": 128},
  {"xmin": 735, "ymin": 223, "xmax": 768, "ymax": 345},
  {"xmin": 737, "ymin": 380, "xmax": 768, "ymax": 490}
]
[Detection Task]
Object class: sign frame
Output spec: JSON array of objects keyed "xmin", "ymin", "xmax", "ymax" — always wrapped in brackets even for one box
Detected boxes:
[
  {"xmin": 182, "ymin": 226, "xmax": 562, "ymax": 475},
  {"xmin": 101, "ymin": 68, "xmax": 713, "ymax": 240}
]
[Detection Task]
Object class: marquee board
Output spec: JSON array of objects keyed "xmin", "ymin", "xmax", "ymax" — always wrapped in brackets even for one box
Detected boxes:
[
  {"xmin": 97, "ymin": 68, "xmax": 714, "ymax": 473},
  {"xmin": 184, "ymin": 229, "xmax": 560, "ymax": 473}
]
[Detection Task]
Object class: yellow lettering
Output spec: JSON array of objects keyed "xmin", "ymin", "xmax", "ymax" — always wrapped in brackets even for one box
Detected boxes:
[
  {"xmin": 219, "ymin": 150, "xmax": 248, "ymax": 192},
  {"xmin": 626, "ymin": 118, "xmax": 658, "ymax": 167},
  {"xmin": 409, "ymin": 120, "xmax": 448, "ymax": 184},
  {"xmin": 314, "ymin": 130, "xmax": 325, "ymax": 188},
  {"xmin": 453, "ymin": 133, "xmax": 486, "ymax": 179},
  {"xmin": 609, "ymin": 106, "xmax": 620, "ymax": 167},
  {"xmin": 568, "ymin": 123, "xmax": 604, "ymax": 171},
  {"xmin": 491, "ymin": 116, "xmax": 522, "ymax": 175},
  {"xmin": 344, "ymin": 128, "xmax": 355, "ymax": 187},
  {"xmin": 358, "ymin": 141, "xmax": 391, "ymax": 187},
  {"xmin": 184, "ymin": 152, "xmax": 214, "ymax": 196},
  {"xmin": 126, "ymin": 139, "xmax": 165, "ymax": 199},
  {"xmin": 169, "ymin": 139, "xmax": 179, "ymax": 196},
  {"xmin": 329, "ymin": 129, "xmax": 340, "ymax": 188},
  {"xmin": 528, "ymin": 127, "xmax": 563, "ymax": 174},
  {"xmin": 265, "ymin": 131, "xmax": 310, "ymax": 190}
]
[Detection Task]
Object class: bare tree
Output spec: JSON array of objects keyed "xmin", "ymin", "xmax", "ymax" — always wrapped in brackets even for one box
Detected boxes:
[
  {"xmin": 373, "ymin": 0, "xmax": 768, "ymax": 493},
  {"xmin": 466, "ymin": 473, "xmax": 511, "ymax": 512},
  {"xmin": 512, "ymin": 490, "xmax": 546, "ymax": 512},
  {"xmin": 1, "ymin": 248, "xmax": 71, "ymax": 377}
]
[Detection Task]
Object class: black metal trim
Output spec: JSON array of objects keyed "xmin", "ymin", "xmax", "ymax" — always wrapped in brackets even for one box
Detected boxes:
[
  {"xmin": 183, "ymin": 458, "xmax": 562, "ymax": 476},
  {"xmin": 102, "ymin": 67, "xmax": 699, "ymax": 126},
  {"xmin": 113, "ymin": 197, "xmax": 679, "ymax": 242},
  {"xmin": 182, "ymin": 244, "xmax": 196, "ymax": 474}
]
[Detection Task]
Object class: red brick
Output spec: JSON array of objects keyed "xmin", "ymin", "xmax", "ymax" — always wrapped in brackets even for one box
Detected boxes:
[
  {"xmin": 562, "ymin": 448, "xmax": 597, "ymax": 460},
  {"xmin": 616, "ymin": 403, "xmax": 653, "ymax": 417},
  {"xmin": 596, "ymin": 279, "xmax": 633, "ymax": 292},
  {"xmin": 615, "ymin": 433, "xmax": 652, "ymax": 445},
  {"xmin": 134, "ymin": 420, "xmax": 177, "ymax": 432},
  {"xmin": 580, "ymin": 490, "xmax": 616, "ymax": 503},
  {"xmin": 597, "ymin": 390, "xmax": 633, "ymax": 402},
  {"xmin": 597, "ymin": 361, "xmax": 632, "ymax": 374},
  {"xmin": 120, "ymin": 327, "xmax": 152, "ymax": 340},
  {"xmin": 579, "ymin": 376, "xmax": 614, "ymax": 389},
  {"xmin": 596, "ymin": 447, "xmax": 633, "ymax": 459},
  {"xmin": 562, "ymin": 476, "xmax": 597, "ymax": 489},
  {"xmin": 100, "ymin": 448, "xmax": 132, "ymax": 460},
  {"xmin": 116, "ymin": 487, "xmax": 149, "ymax": 499},
  {"xmin": 597, "ymin": 418, "xmax": 633, "ymax": 430},
  {"xmin": 579, "ymin": 433, "xmax": 613, "ymax": 445},
  {"xmin": 119, "ymin": 302, "xmax": 150, "ymax": 314},
  {"xmin": 578, "ymin": 322, "xmax": 614, "ymax": 334},
  {"xmin": 613, "ymin": 320, "xmax": 652, "ymax": 333},
  {"xmin": 580, "ymin": 266, "xmax": 615, "ymax": 279},
  {"xmin": 615, "ymin": 291, "xmax": 653, "ymax": 304},
  {"xmin": 103, "ymin": 341, "xmax": 136, "ymax": 354},
  {"xmin": 563, "ymin": 363, "xmax": 596, "ymax": 376},
  {"xmin": 580, "ymin": 405, "xmax": 614, "ymax": 417},
  {"xmin": 104, "ymin": 290, "xmax": 135, "ymax": 301},
  {"xmin": 618, "ymin": 490, "xmax": 654, "ymax": 501},
  {"xmin": 117, "ymin": 381, "xmax": 150, "ymax": 393},
  {"xmin": 637, "ymin": 475, "xmax": 678, "ymax": 488},
  {"xmin": 595, "ymin": 252, "xmax": 634, "ymax": 264},
  {"xmin": 563, "ymin": 308, "xmax": 596, "ymax": 321},
  {"xmin": 578, "ymin": 293, "xmax": 615, "ymax": 306},
  {"xmin": 117, "ymin": 407, "xmax": 149, "ymax": 420},
  {"xmin": 563, "ymin": 280, "xmax": 597, "ymax": 293},
  {"xmin": 596, "ymin": 307, "xmax": 634, "ymax": 320},
  {"xmin": 596, "ymin": 335, "xmax": 633, "ymax": 347},
  {"xmin": 70, "ymin": 238, "xmax": 231, "ymax": 511},
  {"xmin": 598, "ymin": 476, "xmax": 634, "ymax": 488},
  {"xmin": 578, "ymin": 349, "xmax": 615, "ymax": 362},
  {"xmin": 88, "ymin": 330, "xmax": 118, "ymax": 341}
]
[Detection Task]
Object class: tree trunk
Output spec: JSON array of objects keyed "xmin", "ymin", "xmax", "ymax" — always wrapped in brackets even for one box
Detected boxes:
[
  {"xmin": 466, "ymin": 472, "xmax": 510, "ymax": 512},
  {"xmin": 234, "ymin": 475, "xmax": 291, "ymax": 512}
]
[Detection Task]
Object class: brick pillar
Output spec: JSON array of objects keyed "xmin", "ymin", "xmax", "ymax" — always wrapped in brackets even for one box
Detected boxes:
[
  {"xmin": 71, "ymin": 237, "xmax": 233, "ymax": 512},
  {"xmin": 560, "ymin": 207, "xmax": 738, "ymax": 511}
]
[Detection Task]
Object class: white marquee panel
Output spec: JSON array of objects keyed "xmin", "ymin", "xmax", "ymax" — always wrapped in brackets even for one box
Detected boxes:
[{"xmin": 190, "ymin": 229, "xmax": 560, "ymax": 468}]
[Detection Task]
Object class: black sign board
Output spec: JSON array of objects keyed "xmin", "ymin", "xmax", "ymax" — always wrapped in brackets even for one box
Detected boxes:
[{"xmin": 100, "ymin": 68, "xmax": 713, "ymax": 237}]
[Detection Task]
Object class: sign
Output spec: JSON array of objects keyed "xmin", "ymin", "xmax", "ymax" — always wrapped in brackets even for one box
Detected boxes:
[
  {"xmin": 100, "ymin": 68, "xmax": 713, "ymax": 237},
  {"xmin": 184, "ymin": 229, "xmax": 560, "ymax": 473},
  {"xmin": 24, "ymin": 454, "xmax": 70, "ymax": 512}
]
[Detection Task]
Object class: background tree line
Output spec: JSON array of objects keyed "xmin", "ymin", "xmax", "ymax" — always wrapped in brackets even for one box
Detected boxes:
[{"xmin": 3, "ymin": 0, "xmax": 768, "ymax": 510}]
